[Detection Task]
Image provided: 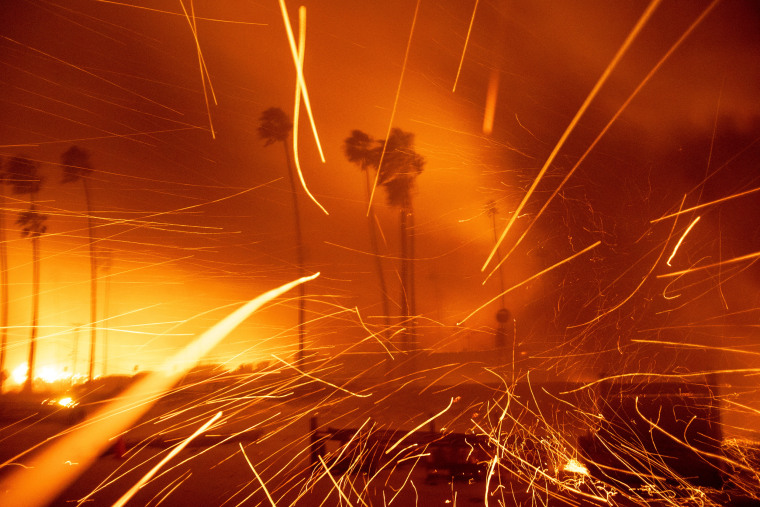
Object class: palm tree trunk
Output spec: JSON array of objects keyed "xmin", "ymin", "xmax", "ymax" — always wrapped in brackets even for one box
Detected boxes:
[
  {"xmin": 364, "ymin": 171, "xmax": 392, "ymax": 341},
  {"xmin": 282, "ymin": 143, "xmax": 306, "ymax": 365},
  {"xmin": 490, "ymin": 211, "xmax": 506, "ymax": 305},
  {"xmin": 0, "ymin": 189, "xmax": 8, "ymax": 392},
  {"xmin": 399, "ymin": 206, "xmax": 409, "ymax": 352},
  {"xmin": 83, "ymin": 178, "xmax": 98, "ymax": 383},
  {"xmin": 408, "ymin": 200, "xmax": 416, "ymax": 351},
  {"xmin": 23, "ymin": 200, "xmax": 40, "ymax": 393}
]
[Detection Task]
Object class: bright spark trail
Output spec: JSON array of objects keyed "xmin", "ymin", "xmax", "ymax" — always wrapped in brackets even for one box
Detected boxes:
[{"xmin": 481, "ymin": 0, "xmax": 662, "ymax": 272}]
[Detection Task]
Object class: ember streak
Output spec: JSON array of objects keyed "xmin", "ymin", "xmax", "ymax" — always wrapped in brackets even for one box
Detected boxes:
[{"xmin": 0, "ymin": 1, "xmax": 759, "ymax": 505}]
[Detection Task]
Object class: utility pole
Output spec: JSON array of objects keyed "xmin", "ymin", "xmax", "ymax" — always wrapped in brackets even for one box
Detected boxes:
[{"xmin": 71, "ymin": 324, "xmax": 81, "ymax": 385}]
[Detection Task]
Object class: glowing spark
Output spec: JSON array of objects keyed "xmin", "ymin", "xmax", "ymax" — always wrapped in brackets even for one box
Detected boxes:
[
  {"xmin": 563, "ymin": 458, "xmax": 589, "ymax": 475},
  {"xmin": 658, "ymin": 250, "xmax": 760, "ymax": 278},
  {"xmin": 651, "ymin": 185, "xmax": 760, "ymax": 223},
  {"xmin": 0, "ymin": 274, "xmax": 319, "ymax": 507},
  {"xmin": 0, "ymin": 127, "xmax": 206, "ymax": 149},
  {"xmin": 367, "ymin": 0, "xmax": 422, "ymax": 214},
  {"xmin": 482, "ymin": 69, "xmax": 499, "ymax": 135},
  {"xmin": 179, "ymin": 0, "xmax": 217, "ymax": 138},
  {"xmin": 318, "ymin": 455, "xmax": 355, "ymax": 506},
  {"xmin": 271, "ymin": 354, "xmax": 370, "ymax": 397},
  {"xmin": 57, "ymin": 397, "xmax": 74, "ymax": 407},
  {"xmin": 482, "ymin": 0, "xmax": 721, "ymax": 281},
  {"xmin": 633, "ymin": 398, "xmax": 754, "ymax": 475},
  {"xmin": 460, "ymin": 241, "xmax": 601, "ymax": 325},
  {"xmin": 0, "ymin": 36, "xmax": 182, "ymax": 115},
  {"xmin": 452, "ymin": 0, "xmax": 480, "ymax": 92},
  {"xmin": 385, "ymin": 397, "xmax": 454, "ymax": 454},
  {"xmin": 277, "ymin": 0, "xmax": 325, "ymax": 162},
  {"xmin": 666, "ymin": 216, "xmax": 700, "ymax": 266},
  {"xmin": 484, "ymin": 455, "xmax": 498, "ymax": 506},
  {"xmin": 292, "ymin": 6, "xmax": 329, "ymax": 215},
  {"xmin": 112, "ymin": 411, "xmax": 222, "ymax": 507},
  {"xmin": 562, "ymin": 369, "xmax": 760, "ymax": 394},
  {"xmin": 569, "ymin": 198, "xmax": 682, "ymax": 328},
  {"xmin": 239, "ymin": 443, "xmax": 276, "ymax": 507},
  {"xmin": 94, "ymin": 1, "xmax": 267, "ymax": 24},
  {"xmin": 354, "ymin": 307, "xmax": 394, "ymax": 359},
  {"xmin": 481, "ymin": 0, "xmax": 662, "ymax": 272},
  {"xmin": 632, "ymin": 339, "xmax": 760, "ymax": 356}
]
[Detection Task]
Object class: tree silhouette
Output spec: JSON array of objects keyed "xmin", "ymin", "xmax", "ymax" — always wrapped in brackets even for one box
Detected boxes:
[
  {"xmin": 343, "ymin": 130, "xmax": 392, "ymax": 341},
  {"xmin": 7, "ymin": 156, "xmax": 46, "ymax": 392},
  {"xmin": 0, "ymin": 158, "xmax": 8, "ymax": 392},
  {"xmin": 258, "ymin": 107, "xmax": 307, "ymax": 364},
  {"xmin": 61, "ymin": 145, "xmax": 99, "ymax": 383},
  {"xmin": 378, "ymin": 128, "xmax": 424, "ymax": 352}
]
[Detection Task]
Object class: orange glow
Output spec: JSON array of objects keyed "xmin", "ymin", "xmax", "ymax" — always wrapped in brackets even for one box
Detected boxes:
[
  {"xmin": 482, "ymin": 68, "xmax": 499, "ymax": 135},
  {"xmin": 481, "ymin": 0, "xmax": 662, "ymax": 273},
  {"xmin": 292, "ymin": 6, "xmax": 329, "ymax": 216},
  {"xmin": 562, "ymin": 458, "xmax": 589, "ymax": 475},
  {"xmin": 0, "ymin": 274, "xmax": 318, "ymax": 507},
  {"xmin": 452, "ymin": 0, "xmax": 480, "ymax": 93},
  {"xmin": 112, "ymin": 411, "xmax": 223, "ymax": 507}
]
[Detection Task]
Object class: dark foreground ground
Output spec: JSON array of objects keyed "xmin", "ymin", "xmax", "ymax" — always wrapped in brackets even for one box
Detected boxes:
[{"xmin": 1, "ymin": 373, "xmax": 759, "ymax": 506}]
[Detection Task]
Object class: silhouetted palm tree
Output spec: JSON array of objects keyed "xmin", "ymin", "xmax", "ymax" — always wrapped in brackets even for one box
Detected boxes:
[
  {"xmin": 7, "ymin": 156, "xmax": 46, "ymax": 392},
  {"xmin": 258, "ymin": 107, "xmax": 307, "ymax": 364},
  {"xmin": 343, "ymin": 130, "xmax": 392, "ymax": 339},
  {"xmin": 378, "ymin": 129, "xmax": 424, "ymax": 351},
  {"xmin": 61, "ymin": 145, "xmax": 98, "ymax": 383},
  {"xmin": 0, "ymin": 158, "xmax": 8, "ymax": 391}
]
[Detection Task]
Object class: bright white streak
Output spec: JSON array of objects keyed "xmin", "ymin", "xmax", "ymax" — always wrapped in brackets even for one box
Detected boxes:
[
  {"xmin": 666, "ymin": 216, "xmax": 700, "ymax": 266},
  {"xmin": 482, "ymin": 0, "xmax": 720, "ymax": 284},
  {"xmin": 239, "ymin": 443, "xmax": 277, "ymax": 507},
  {"xmin": 112, "ymin": 411, "xmax": 223, "ymax": 507},
  {"xmin": 354, "ymin": 306, "xmax": 394, "ymax": 359},
  {"xmin": 179, "ymin": 0, "xmax": 217, "ymax": 138},
  {"xmin": 460, "ymin": 241, "xmax": 601, "ymax": 325},
  {"xmin": 271, "ymin": 354, "xmax": 371, "ymax": 397},
  {"xmin": 277, "ymin": 0, "xmax": 325, "ymax": 162},
  {"xmin": 0, "ymin": 273, "xmax": 319, "ymax": 507},
  {"xmin": 366, "ymin": 0, "xmax": 422, "ymax": 215},
  {"xmin": 385, "ymin": 397, "xmax": 454, "ymax": 454},
  {"xmin": 452, "ymin": 0, "xmax": 480, "ymax": 92},
  {"xmin": 318, "ymin": 455, "xmax": 355, "ymax": 506},
  {"xmin": 481, "ymin": 0, "xmax": 662, "ymax": 272},
  {"xmin": 651, "ymin": 185, "xmax": 760, "ymax": 224},
  {"xmin": 292, "ymin": 7, "xmax": 329, "ymax": 215},
  {"xmin": 657, "ymin": 250, "xmax": 760, "ymax": 279}
]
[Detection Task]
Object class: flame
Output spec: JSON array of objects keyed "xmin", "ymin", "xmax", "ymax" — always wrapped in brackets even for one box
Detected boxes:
[{"xmin": 563, "ymin": 458, "xmax": 589, "ymax": 475}]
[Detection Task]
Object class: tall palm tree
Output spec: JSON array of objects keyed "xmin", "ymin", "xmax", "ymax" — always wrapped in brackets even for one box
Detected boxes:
[
  {"xmin": 0, "ymin": 158, "xmax": 8, "ymax": 392},
  {"xmin": 258, "ymin": 107, "xmax": 307, "ymax": 364},
  {"xmin": 343, "ymin": 130, "xmax": 392, "ymax": 340},
  {"xmin": 7, "ymin": 156, "xmax": 46, "ymax": 392},
  {"xmin": 378, "ymin": 129, "xmax": 424, "ymax": 352},
  {"xmin": 61, "ymin": 145, "xmax": 98, "ymax": 383}
]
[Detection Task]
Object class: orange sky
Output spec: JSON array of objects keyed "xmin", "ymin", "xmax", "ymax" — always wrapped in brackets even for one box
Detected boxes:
[{"xmin": 0, "ymin": 0, "xmax": 759, "ymax": 381}]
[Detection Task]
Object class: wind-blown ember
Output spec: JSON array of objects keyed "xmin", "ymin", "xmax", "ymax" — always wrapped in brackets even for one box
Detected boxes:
[{"xmin": 1, "ymin": 1, "xmax": 759, "ymax": 505}]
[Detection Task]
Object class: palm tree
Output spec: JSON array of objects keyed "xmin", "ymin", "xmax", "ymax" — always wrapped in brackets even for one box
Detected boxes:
[
  {"xmin": 0, "ymin": 158, "xmax": 8, "ymax": 392},
  {"xmin": 61, "ymin": 145, "xmax": 98, "ymax": 383},
  {"xmin": 7, "ymin": 156, "xmax": 46, "ymax": 392},
  {"xmin": 378, "ymin": 129, "xmax": 424, "ymax": 352},
  {"xmin": 343, "ymin": 130, "xmax": 392, "ymax": 340},
  {"xmin": 258, "ymin": 107, "xmax": 307, "ymax": 364}
]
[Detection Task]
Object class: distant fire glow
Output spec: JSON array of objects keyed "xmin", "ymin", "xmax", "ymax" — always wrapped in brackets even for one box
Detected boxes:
[
  {"xmin": 8, "ymin": 363, "xmax": 83, "ymax": 386},
  {"xmin": 0, "ymin": 1, "xmax": 759, "ymax": 506}
]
